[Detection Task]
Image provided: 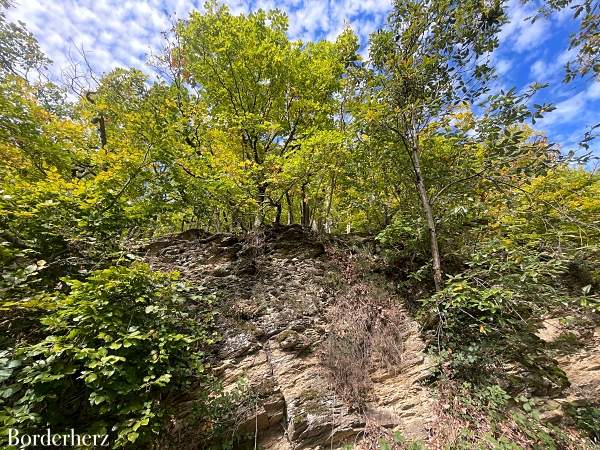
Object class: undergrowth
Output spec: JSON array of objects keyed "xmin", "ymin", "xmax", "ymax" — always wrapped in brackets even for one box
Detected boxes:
[{"xmin": 0, "ymin": 263, "xmax": 229, "ymax": 449}]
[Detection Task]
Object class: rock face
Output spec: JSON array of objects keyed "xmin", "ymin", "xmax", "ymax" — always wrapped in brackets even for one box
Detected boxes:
[
  {"xmin": 536, "ymin": 317, "xmax": 600, "ymax": 425},
  {"xmin": 144, "ymin": 226, "xmax": 434, "ymax": 449}
]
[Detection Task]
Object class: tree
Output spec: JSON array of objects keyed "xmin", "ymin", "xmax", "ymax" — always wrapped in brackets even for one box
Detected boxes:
[
  {"xmin": 176, "ymin": 2, "xmax": 357, "ymax": 227},
  {"xmin": 0, "ymin": 0, "xmax": 49, "ymax": 80},
  {"xmin": 366, "ymin": 0, "xmax": 506, "ymax": 290}
]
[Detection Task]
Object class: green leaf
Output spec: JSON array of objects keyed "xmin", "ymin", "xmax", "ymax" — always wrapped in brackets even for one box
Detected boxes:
[{"xmin": 127, "ymin": 432, "xmax": 139, "ymax": 442}]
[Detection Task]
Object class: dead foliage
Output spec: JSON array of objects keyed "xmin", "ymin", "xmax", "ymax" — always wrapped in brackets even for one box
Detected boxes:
[{"xmin": 320, "ymin": 248, "xmax": 410, "ymax": 411}]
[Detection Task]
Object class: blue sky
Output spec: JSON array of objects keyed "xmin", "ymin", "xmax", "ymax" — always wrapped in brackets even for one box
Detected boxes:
[{"xmin": 7, "ymin": 0, "xmax": 600, "ymax": 156}]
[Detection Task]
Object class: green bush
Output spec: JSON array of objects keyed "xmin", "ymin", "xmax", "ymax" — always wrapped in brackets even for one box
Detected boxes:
[
  {"xmin": 420, "ymin": 239, "xmax": 575, "ymax": 402},
  {"xmin": 565, "ymin": 403, "xmax": 600, "ymax": 443},
  {"xmin": 0, "ymin": 263, "xmax": 219, "ymax": 448}
]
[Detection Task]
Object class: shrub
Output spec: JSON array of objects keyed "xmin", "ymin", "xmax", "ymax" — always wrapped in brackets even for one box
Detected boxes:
[
  {"xmin": 0, "ymin": 263, "xmax": 219, "ymax": 448},
  {"xmin": 564, "ymin": 403, "xmax": 600, "ymax": 443},
  {"xmin": 421, "ymin": 240, "xmax": 572, "ymax": 387}
]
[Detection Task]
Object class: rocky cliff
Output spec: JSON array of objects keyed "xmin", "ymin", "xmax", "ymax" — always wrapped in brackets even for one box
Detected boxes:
[{"xmin": 141, "ymin": 226, "xmax": 600, "ymax": 449}]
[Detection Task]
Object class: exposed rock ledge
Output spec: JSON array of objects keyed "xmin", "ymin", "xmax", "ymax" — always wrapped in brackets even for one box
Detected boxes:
[
  {"xmin": 143, "ymin": 226, "xmax": 434, "ymax": 449},
  {"xmin": 536, "ymin": 317, "xmax": 600, "ymax": 425}
]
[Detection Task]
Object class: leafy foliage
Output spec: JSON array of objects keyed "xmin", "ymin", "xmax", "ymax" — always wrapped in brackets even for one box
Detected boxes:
[
  {"xmin": 565, "ymin": 403, "xmax": 600, "ymax": 442},
  {"xmin": 0, "ymin": 264, "xmax": 220, "ymax": 448},
  {"xmin": 0, "ymin": 1, "xmax": 49, "ymax": 79}
]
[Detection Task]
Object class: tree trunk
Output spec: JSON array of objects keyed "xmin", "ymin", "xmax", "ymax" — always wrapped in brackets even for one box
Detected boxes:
[
  {"xmin": 300, "ymin": 183, "xmax": 310, "ymax": 228},
  {"xmin": 411, "ymin": 144, "xmax": 443, "ymax": 291},
  {"xmin": 286, "ymin": 192, "xmax": 294, "ymax": 225},
  {"xmin": 274, "ymin": 202, "xmax": 282, "ymax": 225},
  {"xmin": 383, "ymin": 204, "xmax": 390, "ymax": 228},
  {"xmin": 215, "ymin": 208, "xmax": 221, "ymax": 233},
  {"xmin": 324, "ymin": 175, "xmax": 336, "ymax": 233},
  {"xmin": 254, "ymin": 183, "xmax": 267, "ymax": 228},
  {"xmin": 98, "ymin": 114, "xmax": 107, "ymax": 148}
]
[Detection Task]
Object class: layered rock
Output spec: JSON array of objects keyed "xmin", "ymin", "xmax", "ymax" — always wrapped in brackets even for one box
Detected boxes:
[
  {"xmin": 536, "ymin": 317, "xmax": 600, "ymax": 425},
  {"xmin": 144, "ymin": 226, "xmax": 434, "ymax": 449}
]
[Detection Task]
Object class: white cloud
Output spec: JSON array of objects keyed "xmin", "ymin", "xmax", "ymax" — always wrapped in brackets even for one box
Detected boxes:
[
  {"xmin": 538, "ymin": 82, "xmax": 600, "ymax": 131},
  {"xmin": 551, "ymin": 92, "xmax": 587, "ymax": 123},
  {"xmin": 587, "ymin": 82, "xmax": 600, "ymax": 100},
  {"xmin": 530, "ymin": 60, "xmax": 547, "ymax": 80},
  {"xmin": 529, "ymin": 47, "xmax": 578, "ymax": 83},
  {"xmin": 7, "ymin": 0, "xmax": 391, "ymax": 80},
  {"xmin": 499, "ymin": 0, "xmax": 550, "ymax": 54},
  {"xmin": 515, "ymin": 19, "xmax": 549, "ymax": 52},
  {"xmin": 495, "ymin": 58, "xmax": 513, "ymax": 77}
]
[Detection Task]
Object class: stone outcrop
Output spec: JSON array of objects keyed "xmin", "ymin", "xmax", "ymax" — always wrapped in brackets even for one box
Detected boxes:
[
  {"xmin": 536, "ymin": 316, "xmax": 600, "ymax": 426},
  {"xmin": 142, "ymin": 226, "xmax": 600, "ymax": 448},
  {"xmin": 144, "ymin": 226, "xmax": 434, "ymax": 449}
]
